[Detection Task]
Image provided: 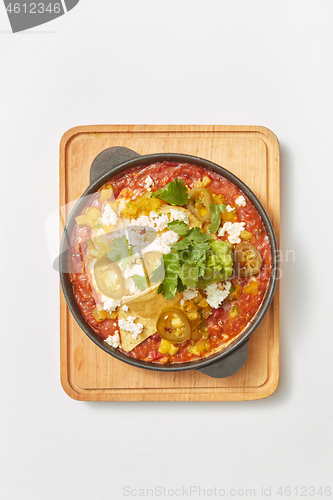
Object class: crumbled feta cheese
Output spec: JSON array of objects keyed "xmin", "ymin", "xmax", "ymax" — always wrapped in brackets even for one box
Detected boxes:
[
  {"xmin": 150, "ymin": 212, "xmax": 169, "ymax": 231},
  {"xmin": 122, "ymin": 304, "xmax": 129, "ymax": 312},
  {"xmin": 205, "ymin": 281, "xmax": 232, "ymax": 309},
  {"xmin": 235, "ymin": 195, "xmax": 246, "ymax": 207},
  {"xmin": 126, "ymin": 278, "xmax": 137, "ymax": 295},
  {"xmin": 128, "ymin": 209, "xmax": 190, "ymax": 256},
  {"xmin": 144, "ymin": 230, "xmax": 179, "ymax": 255},
  {"xmin": 104, "ymin": 333, "xmax": 120, "ymax": 348},
  {"xmin": 144, "ymin": 175, "xmax": 154, "ymax": 191},
  {"xmin": 103, "ymin": 298, "xmax": 121, "ymax": 313},
  {"xmin": 122, "ymin": 261, "xmax": 147, "ymax": 295},
  {"xmin": 183, "ymin": 287, "xmax": 198, "ymax": 301},
  {"xmin": 218, "ymin": 222, "xmax": 245, "ymax": 244},
  {"xmin": 226, "ymin": 205, "xmax": 235, "ymax": 212},
  {"xmin": 119, "ymin": 316, "xmax": 143, "ymax": 340},
  {"xmin": 123, "ymin": 263, "xmax": 145, "ymax": 279},
  {"xmin": 129, "ymin": 215, "xmax": 155, "ymax": 228},
  {"xmin": 127, "ymin": 227, "xmax": 157, "ymax": 253},
  {"xmin": 101, "ymin": 204, "xmax": 118, "ymax": 226},
  {"xmin": 169, "ymin": 209, "xmax": 189, "ymax": 224},
  {"xmin": 180, "ymin": 299, "xmax": 185, "ymax": 306},
  {"xmin": 130, "ymin": 210, "xmax": 189, "ymax": 233}
]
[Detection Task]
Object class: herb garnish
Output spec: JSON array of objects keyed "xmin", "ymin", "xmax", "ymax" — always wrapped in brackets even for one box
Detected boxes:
[
  {"xmin": 153, "ymin": 179, "xmax": 190, "ymax": 206},
  {"xmin": 131, "ymin": 274, "xmax": 148, "ymax": 290},
  {"xmin": 107, "ymin": 235, "xmax": 130, "ymax": 262},
  {"xmin": 157, "ymin": 224, "xmax": 211, "ymax": 299},
  {"xmin": 208, "ymin": 203, "xmax": 226, "ymax": 234}
]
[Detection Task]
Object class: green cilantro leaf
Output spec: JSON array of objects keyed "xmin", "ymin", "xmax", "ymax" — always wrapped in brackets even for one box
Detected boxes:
[
  {"xmin": 209, "ymin": 203, "xmax": 226, "ymax": 234},
  {"xmin": 149, "ymin": 261, "xmax": 165, "ymax": 283},
  {"xmin": 157, "ymin": 223, "xmax": 233, "ymax": 299},
  {"xmin": 157, "ymin": 253, "xmax": 181, "ymax": 299},
  {"xmin": 178, "ymin": 263, "xmax": 199, "ymax": 288},
  {"xmin": 177, "ymin": 280, "xmax": 187, "ymax": 293},
  {"xmin": 171, "ymin": 238, "xmax": 190, "ymax": 251},
  {"xmin": 186, "ymin": 226, "xmax": 211, "ymax": 244},
  {"xmin": 107, "ymin": 235, "xmax": 130, "ymax": 262},
  {"xmin": 153, "ymin": 178, "xmax": 190, "ymax": 205},
  {"xmin": 131, "ymin": 274, "xmax": 148, "ymax": 290},
  {"xmin": 157, "ymin": 275, "xmax": 178, "ymax": 300},
  {"xmin": 158, "ymin": 226, "xmax": 212, "ymax": 299},
  {"xmin": 167, "ymin": 220, "xmax": 190, "ymax": 236}
]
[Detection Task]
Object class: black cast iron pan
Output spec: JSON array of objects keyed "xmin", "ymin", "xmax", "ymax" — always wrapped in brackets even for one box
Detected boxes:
[{"xmin": 59, "ymin": 147, "xmax": 278, "ymax": 378}]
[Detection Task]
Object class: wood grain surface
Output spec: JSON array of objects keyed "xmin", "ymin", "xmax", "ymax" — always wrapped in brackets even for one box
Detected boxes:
[{"xmin": 59, "ymin": 125, "xmax": 280, "ymax": 401}]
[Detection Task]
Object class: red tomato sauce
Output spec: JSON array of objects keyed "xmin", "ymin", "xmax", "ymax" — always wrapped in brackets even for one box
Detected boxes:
[{"xmin": 70, "ymin": 161, "xmax": 272, "ymax": 363}]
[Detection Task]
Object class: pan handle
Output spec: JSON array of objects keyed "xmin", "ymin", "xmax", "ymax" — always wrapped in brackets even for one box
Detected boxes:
[
  {"xmin": 90, "ymin": 146, "xmax": 141, "ymax": 186},
  {"xmin": 196, "ymin": 341, "xmax": 249, "ymax": 378}
]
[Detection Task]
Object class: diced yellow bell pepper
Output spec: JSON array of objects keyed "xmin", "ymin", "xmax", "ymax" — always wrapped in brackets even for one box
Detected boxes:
[
  {"xmin": 150, "ymin": 198, "xmax": 165, "ymax": 211},
  {"xmin": 226, "ymin": 284, "xmax": 242, "ymax": 302},
  {"xmin": 159, "ymin": 338, "xmax": 171, "ymax": 354},
  {"xmin": 102, "ymin": 224, "xmax": 114, "ymax": 234},
  {"xmin": 92, "ymin": 309, "xmax": 108, "ymax": 322},
  {"xmin": 192, "ymin": 292, "xmax": 203, "ymax": 304},
  {"xmin": 244, "ymin": 279, "xmax": 258, "ymax": 295},
  {"xmin": 188, "ymin": 340, "xmax": 210, "ymax": 356},
  {"xmin": 221, "ymin": 208, "xmax": 237, "ymax": 222},
  {"xmin": 85, "ymin": 207, "xmax": 101, "ymax": 221},
  {"xmin": 201, "ymin": 176, "xmax": 211, "ymax": 187},
  {"xmin": 106, "ymin": 311, "xmax": 118, "ymax": 319},
  {"xmin": 187, "ymin": 311, "xmax": 200, "ymax": 321},
  {"xmin": 75, "ymin": 215, "xmax": 96, "ymax": 228},
  {"xmin": 171, "ymin": 316, "xmax": 184, "ymax": 328},
  {"xmin": 240, "ymin": 230, "xmax": 253, "ymax": 241},
  {"xmin": 93, "ymin": 234, "xmax": 113, "ymax": 255},
  {"xmin": 87, "ymin": 239, "xmax": 101, "ymax": 258},
  {"xmin": 158, "ymin": 339, "xmax": 179, "ymax": 355},
  {"xmin": 168, "ymin": 344, "xmax": 179, "ymax": 356},
  {"xmin": 121, "ymin": 192, "xmax": 166, "ymax": 219},
  {"xmin": 212, "ymin": 193, "xmax": 225, "ymax": 205},
  {"xmin": 99, "ymin": 188, "xmax": 114, "ymax": 202},
  {"xmin": 229, "ymin": 306, "xmax": 239, "ymax": 319},
  {"xmin": 193, "ymin": 176, "xmax": 211, "ymax": 188},
  {"xmin": 201, "ymin": 308, "xmax": 212, "ymax": 319},
  {"xmin": 198, "ymin": 297, "xmax": 208, "ymax": 308}
]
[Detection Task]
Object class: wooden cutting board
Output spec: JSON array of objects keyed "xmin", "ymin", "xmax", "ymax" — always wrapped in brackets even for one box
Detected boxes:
[{"xmin": 59, "ymin": 125, "xmax": 280, "ymax": 401}]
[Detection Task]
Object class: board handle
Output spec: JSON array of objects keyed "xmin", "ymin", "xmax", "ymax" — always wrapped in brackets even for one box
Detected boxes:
[
  {"xmin": 196, "ymin": 341, "xmax": 248, "ymax": 378},
  {"xmin": 90, "ymin": 146, "xmax": 141, "ymax": 185}
]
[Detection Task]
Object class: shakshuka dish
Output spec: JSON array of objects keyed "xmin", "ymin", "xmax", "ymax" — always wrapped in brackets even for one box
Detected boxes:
[{"xmin": 69, "ymin": 161, "xmax": 272, "ymax": 364}]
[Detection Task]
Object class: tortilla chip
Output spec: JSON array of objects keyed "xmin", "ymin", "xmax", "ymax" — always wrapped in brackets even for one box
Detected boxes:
[
  {"xmin": 122, "ymin": 283, "xmax": 182, "ymax": 318},
  {"xmin": 118, "ymin": 307, "xmax": 157, "ymax": 352},
  {"xmin": 158, "ymin": 205, "xmax": 202, "ymax": 229},
  {"xmin": 119, "ymin": 284, "xmax": 182, "ymax": 351}
]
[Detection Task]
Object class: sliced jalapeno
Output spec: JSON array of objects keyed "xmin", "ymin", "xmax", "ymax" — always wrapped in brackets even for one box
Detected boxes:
[
  {"xmin": 94, "ymin": 256, "xmax": 125, "ymax": 299},
  {"xmin": 234, "ymin": 242, "xmax": 263, "ymax": 277},
  {"xmin": 156, "ymin": 307, "xmax": 191, "ymax": 343},
  {"xmin": 187, "ymin": 187, "xmax": 213, "ymax": 223}
]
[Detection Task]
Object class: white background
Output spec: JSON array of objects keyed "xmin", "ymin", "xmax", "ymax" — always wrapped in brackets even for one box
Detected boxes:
[{"xmin": 1, "ymin": 1, "xmax": 333, "ymax": 499}]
